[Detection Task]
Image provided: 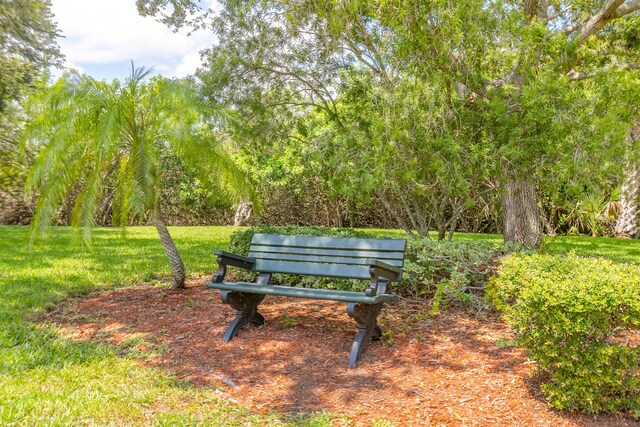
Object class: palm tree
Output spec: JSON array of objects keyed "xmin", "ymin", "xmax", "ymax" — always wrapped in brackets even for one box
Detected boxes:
[
  {"xmin": 24, "ymin": 64, "xmax": 252, "ymax": 288},
  {"xmin": 613, "ymin": 121, "xmax": 640, "ymax": 239}
]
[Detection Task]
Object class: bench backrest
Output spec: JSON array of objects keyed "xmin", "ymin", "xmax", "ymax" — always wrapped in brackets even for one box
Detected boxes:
[{"xmin": 248, "ymin": 234, "xmax": 407, "ymax": 280}]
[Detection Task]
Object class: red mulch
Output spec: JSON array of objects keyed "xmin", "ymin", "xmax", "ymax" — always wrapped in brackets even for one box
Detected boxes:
[{"xmin": 47, "ymin": 279, "xmax": 638, "ymax": 426}]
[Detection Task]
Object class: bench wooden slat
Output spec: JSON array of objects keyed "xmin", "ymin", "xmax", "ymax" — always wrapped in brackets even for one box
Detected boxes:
[
  {"xmin": 253, "ymin": 259, "xmax": 373, "ymax": 279},
  {"xmin": 249, "ymin": 245, "xmax": 405, "ymax": 260},
  {"xmin": 247, "ymin": 252, "xmax": 404, "ymax": 267},
  {"xmin": 207, "ymin": 282, "xmax": 398, "ymax": 304},
  {"xmin": 251, "ymin": 233, "xmax": 407, "ymax": 251}
]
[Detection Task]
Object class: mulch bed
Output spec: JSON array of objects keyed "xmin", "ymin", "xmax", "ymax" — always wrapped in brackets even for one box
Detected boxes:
[{"xmin": 47, "ymin": 279, "xmax": 638, "ymax": 426}]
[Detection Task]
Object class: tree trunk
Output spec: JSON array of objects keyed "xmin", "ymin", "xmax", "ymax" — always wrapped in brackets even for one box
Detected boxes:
[
  {"xmin": 614, "ymin": 122, "xmax": 640, "ymax": 238},
  {"xmin": 233, "ymin": 197, "xmax": 253, "ymax": 226},
  {"xmin": 502, "ymin": 180, "xmax": 543, "ymax": 248},
  {"xmin": 153, "ymin": 214, "xmax": 186, "ymax": 289}
]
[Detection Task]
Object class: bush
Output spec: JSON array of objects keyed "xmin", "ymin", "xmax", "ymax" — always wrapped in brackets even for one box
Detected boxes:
[
  {"xmin": 228, "ymin": 226, "xmax": 501, "ymax": 307},
  {"xmin": 402, "ymin": 239, "xmax": 501, "ymax": 310},
  {"xmin": 488, "ymin": 253, "xmax": 640, "ymax": 414}
]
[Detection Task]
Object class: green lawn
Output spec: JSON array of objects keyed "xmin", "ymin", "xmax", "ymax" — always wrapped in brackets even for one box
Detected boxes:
[
  {"xmin": 542, "ymin": 235, "xmax": 640, "ymax": 265},
  {"xmin": 0, "ymin": 226, "xmax": 341, "ymax": 426},
  {"xmin": 0, "ymin": 225, "xmax": 638, "ymax": 425}
]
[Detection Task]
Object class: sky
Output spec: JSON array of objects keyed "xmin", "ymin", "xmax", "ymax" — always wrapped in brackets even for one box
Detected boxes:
[{"xmin": 50, "ymin": 0, "xmax": 217, "ymax": 81}]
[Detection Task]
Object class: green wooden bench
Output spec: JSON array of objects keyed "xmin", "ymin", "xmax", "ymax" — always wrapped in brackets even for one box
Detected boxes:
[{"xmin": 207, "ymin": 233, "xmax": 407, "ymax": 367}]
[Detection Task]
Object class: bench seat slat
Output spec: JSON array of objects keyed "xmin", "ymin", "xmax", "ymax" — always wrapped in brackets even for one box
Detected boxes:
[
  {"xmin": 207, "ymin": 282, "xmax": 398, "ymax": 304},
  {"xmin": 251, "ymin": 233, "xmax": 407, "ymax": 251},
  {"xmin": 253, "ymin": 260, "xmax": 375, "ymax": 279},
  {"xmin": 247, "ymin": 252, "xmax": 404, "ymax": 267},
  {"xmin": 249, "ymin": 245, "xmax": 405, "ymax": 260}
]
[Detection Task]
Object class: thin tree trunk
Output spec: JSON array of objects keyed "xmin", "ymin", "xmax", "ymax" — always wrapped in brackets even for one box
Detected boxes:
[
  {"xmin": 614, "ymin": 122, "xmax": 640, "ymax": 238},
  {"xmin": 411, "ymin": 199, "xmax": 430, "ymax": 238},
  {"xmin": 378, "ymin": 190, "xmax": 416, "ymax": 237},
  {"xmin": 502, "ymin": 179, "xmax": 544, "ymax": 248},
  {"xmin": 400, "ymin": 195, "xmax": 421, "ymax": 237},
  {"xmin": 447, "ymin": 217, "xmax": 458, "ymax": 242},
  {"xmin": 436, "ymin": 196, "xmax": 448, "ymax": 241},
  {"xmin": 153, "ymin": 214, "xmax": 186, "ymax": 289}
]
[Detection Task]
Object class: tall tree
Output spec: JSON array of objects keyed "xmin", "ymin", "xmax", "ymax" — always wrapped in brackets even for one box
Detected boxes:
[
  {"xmin": 1, "ymin": 0, "xmax": 63, "ymax": 223},
  {"xmin": 24, "ymin": 66, "xmax": 252, "ymax": 288},
  {"xmin": 139, "ymin": 0, "xmax": 640, "ymax": 246},
  {"xmin": 194, "ymin": 0, "xmax": 494, "ymax": 239},
  {"xmin": 0, "ymin": 0, "xmax": 62, "ymax": 112}
]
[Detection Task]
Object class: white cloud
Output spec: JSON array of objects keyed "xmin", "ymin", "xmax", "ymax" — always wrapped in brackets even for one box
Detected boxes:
[
  {"xmin": 171, "ymin": 51, "xmax": 206, "ymax": 78},
  {"xmin": 50, "ymin": 0, "xmax": 216, "ymax": 79}
]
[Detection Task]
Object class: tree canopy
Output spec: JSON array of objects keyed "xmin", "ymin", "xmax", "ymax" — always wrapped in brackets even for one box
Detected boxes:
[
  {"xmin": 12, "ymin": 0, "xmax": 640, "ymax": 244},
  {"xmin": 0, "ymin": 0, "xmax": 62, "ymax": 113},
  {"xmin": 173, "ymin": 0, "xmax": 637, "ymax": 244}
]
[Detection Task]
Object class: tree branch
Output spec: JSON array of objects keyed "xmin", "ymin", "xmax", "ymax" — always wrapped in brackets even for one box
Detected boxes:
[
  {"xmin": 614, "ymin": 0, "xmax": 640, "ymax": 17},
  {"xmin": 567, "ymin": 62, "xmax": 640, "ymax": 81},
  {"xmin": 548, "ymin": 5, "xmax": 572, "ymax": 21},
  {"xmin": 578, "ymin": 0, "xmax": 626, "ymax": 42}
]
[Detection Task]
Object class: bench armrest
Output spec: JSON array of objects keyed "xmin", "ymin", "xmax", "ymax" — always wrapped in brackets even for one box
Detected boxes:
[
  {"xmin": 212, "ymin": 250, "xmax": 256, "ymax": 282},
  {"xmin": 215, "ymin": 250, "xmax": 256, "ymax": 269},
  {"xmin": 365, "ymin": 260, "xmax": 403, "ymax": 296},
  {"xmin": 368, "ymin": 260, "xmax": 402, "ymax": 281}
]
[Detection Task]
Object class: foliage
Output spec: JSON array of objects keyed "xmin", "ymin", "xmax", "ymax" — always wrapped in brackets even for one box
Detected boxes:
[
  {"xmin": 402, "ymin": 239, "xmax": 503, "ymax": 312},
  {"xmin": 24, "ymin": 67, "xmax": 250, "ymax": 242},
  {"xmin": 0, "ymin": 0, "xmax": 63, "ymax": 226},
  {"xmin": 158, "ymin": 151, "xmax": 235, "ymax": 225},
  {"xmin": 488, "ymin": 253, "xmax": 640, "ymax": 413},
  {"xmin": 0, "ymin": 0, "xmax": 62, "ymax": 113},
  {"xmin": 194, "ymin": 0, "xmax": 500, "ymax": 239},
  {"xmin": 21, "ymin": 65, "xmax": 255, "ymax": 287},
  {"xmin": 179, "ymin": 0, "xmax": 640, "ymax": 245}
]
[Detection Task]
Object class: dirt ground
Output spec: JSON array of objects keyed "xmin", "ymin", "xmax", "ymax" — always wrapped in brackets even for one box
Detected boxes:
[{"xmin": 47, "ymin": 279, "xmax": 639, "ymax": 427}]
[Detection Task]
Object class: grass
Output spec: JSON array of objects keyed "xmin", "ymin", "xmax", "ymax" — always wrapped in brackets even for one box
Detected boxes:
[
  {"xmin": 541, "ymin": 234, "xmax": 640, "ymax": 265},
  {"xmin": 0, "ymin": 225, "xmax": 638, "ymax": 425},
  {"xmin": 0, "ymin": 225, "xmax": 340, "ymax": 426}
]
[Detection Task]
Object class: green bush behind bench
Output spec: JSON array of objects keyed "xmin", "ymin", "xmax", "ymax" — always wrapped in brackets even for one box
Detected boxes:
[{"xmin": 488, "ymin": 253, "xmax": 640, "ymax": 414}]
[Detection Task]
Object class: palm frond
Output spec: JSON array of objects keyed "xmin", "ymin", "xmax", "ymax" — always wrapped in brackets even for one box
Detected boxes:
[{"xmin": 28, "ymin": 142, "xmax": 88, "ymax": 245}]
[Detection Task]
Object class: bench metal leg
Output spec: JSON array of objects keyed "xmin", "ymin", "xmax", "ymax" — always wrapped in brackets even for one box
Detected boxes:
[
  {"xmin": 220, "ymin": 291, "xmax": 266, "ymax": 343},
  {"xmin": 346, "ymin": 302, "xmax": 383, "ymax": 367}
]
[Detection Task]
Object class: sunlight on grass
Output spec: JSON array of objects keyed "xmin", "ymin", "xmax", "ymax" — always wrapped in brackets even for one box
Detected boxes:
[
  {"xmin": 542, "ymin": 235, "xmax": 640, "ymax": 265},
  {"xmin": 0, "ymin": 226, "xmax": 340, "ymax": 425}
]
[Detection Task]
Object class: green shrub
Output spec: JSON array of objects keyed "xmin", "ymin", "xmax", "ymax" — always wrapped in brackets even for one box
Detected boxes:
[
  {"xmin": 402, "ymin": 239, "xmax": 501, "ymax": 310},
  {"xmin": 227, "ymin": 226, "xmax": 501, "ymax": 307},
  {"xmin": 488, "ymin": 253, "xmax": 640, "ymax": 414}
]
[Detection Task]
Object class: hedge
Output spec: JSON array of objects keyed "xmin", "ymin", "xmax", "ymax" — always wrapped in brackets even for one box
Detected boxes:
[{"xmin": 488, "ymin": 253, "xmax": 640, "ymax": 414}]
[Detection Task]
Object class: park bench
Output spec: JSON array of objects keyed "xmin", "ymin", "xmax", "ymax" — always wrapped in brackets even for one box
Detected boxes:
[{"xmin": 207, "ymin": 233, "xmax": 407, "ymax": 367}]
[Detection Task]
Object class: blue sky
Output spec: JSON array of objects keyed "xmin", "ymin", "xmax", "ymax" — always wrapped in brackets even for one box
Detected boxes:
[{"xmin": 50, "ymin": 0, "xmax": 216, "ymax": 81}]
